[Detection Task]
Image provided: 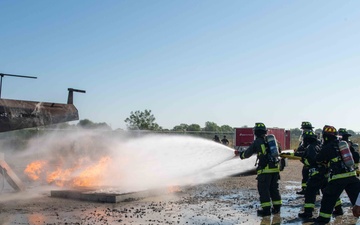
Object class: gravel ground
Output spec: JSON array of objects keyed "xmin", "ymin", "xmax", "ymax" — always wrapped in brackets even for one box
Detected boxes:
[{"xmin": 0, "ymin": 160, "xmax": 359, "ymax": 225}]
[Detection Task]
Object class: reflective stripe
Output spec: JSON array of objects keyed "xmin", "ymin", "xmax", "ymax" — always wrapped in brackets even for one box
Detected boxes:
[
  {"xmin": 329, "ymin": 171, "xmax": 356, "ymax": 181},
  {"xmin": 257, "ymin": 168, "xmax": 279, "ymax": 174},
  {"xmin": 240, "ymin": 151, "xmax": 245, "ymax": 159},
  {"xmin": 301, "ymin": 183, "xmax": 307, "ymax": 188},
  {"xmin": 257, "ymin": 143, "xmax": 280, "ymax": 174},
  {"xmin": 310, "ymin": 171, "xmax": 319, "ymax": 176},
  {"xmin": 261, "ymin": 144, "xmax": 266, "ymax": 155},
  {"xmin": 261, "ymin": 202, "xmax": 271, "ymax": 207},
  {"xmin": 304, "ymin": 203, "xmax": 315, "ymax": 209},
  {"xmin": 319, "ymin": 212, "xmax": 332, "ymax": 218},
  {"xmin": 272, "ymin": 200, "xmax": 282, "ymax": 206},
  {"xmin": 335, "ymin": 199, "xmax": 342, "ymax": 207},
  {"xmin": 330, "ymin": 157, "xmax": 340, "ymax": 162},
  {"xmin": 303, "ymin": 158, "xmax": 310, "ymax": 166}
]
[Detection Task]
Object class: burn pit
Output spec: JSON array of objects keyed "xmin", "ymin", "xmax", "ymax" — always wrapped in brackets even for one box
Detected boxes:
[{"xmin": 19, "ymin": 130, "xmax": 235, "ymax": 203}]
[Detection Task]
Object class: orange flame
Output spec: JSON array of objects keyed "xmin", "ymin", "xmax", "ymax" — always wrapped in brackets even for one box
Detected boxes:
[
  {"xmin": 46, "ymin": 167, "xmax": 74, "ymax": 187},
  {"xmin": 72, "ymin": 157, "xmax": 110, "ymax": 187},
  {"xmin": 24, "ymin": 160, "xmax": 47, "ymax": 180},
  {"xmin": 24, "ymin": 156, "xmax": 111, "ymax": 188}
]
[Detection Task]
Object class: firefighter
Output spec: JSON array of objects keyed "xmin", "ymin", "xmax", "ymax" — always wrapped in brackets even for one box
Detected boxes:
[
  {"xmin": 314, "ymin": 125, "xmax": 360, "ymax": 224},
  {"xmin": 297, "ymin": 130, "xmax": 343, "ymax": 219},
  {"xmin": 213, "ymin": 135, "xmax": 221, "ymax": 143},
  {"xmin": 295, "ymin": 121, "xmax": 315, "ymax": 195},
  {"xmin": 234, "ymin": 122, "xmax": 282, "ymax": 216},
  {"xmin": 297, "ymin": 121, "xmax": 317, "ymax": 194},
  {"xmin": 221, "ymin": 135, "xmax": 229, "ymax": 146}
]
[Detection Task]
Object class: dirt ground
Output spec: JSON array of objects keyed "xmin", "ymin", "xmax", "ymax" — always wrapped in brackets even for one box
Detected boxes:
[{"xmin": 0, "ymin": 160, "xmax": 359, "ymax": 225}]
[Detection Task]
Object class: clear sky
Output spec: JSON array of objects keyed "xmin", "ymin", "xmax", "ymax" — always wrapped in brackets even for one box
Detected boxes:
[{"xmin": 1, "ymin": 1, "xmax": 360, "ymax": 131}]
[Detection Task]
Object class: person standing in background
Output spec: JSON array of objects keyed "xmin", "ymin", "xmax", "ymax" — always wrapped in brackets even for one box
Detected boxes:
[
  {"xmin": 213, "ymin": 135, "xmax": 221, "ymax": 143},
  {"xmin": 221, "ymin": 136, "xmax": 229, "ymax": 146}
]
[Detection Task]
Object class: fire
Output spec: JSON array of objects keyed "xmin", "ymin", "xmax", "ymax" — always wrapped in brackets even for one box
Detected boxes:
[
  {"xmin": 72, "ymin": 157, "xmax": 110, "ymax": 187},
  {"xmin": 24, "ymin": 156, "xmax": 111, "ymax": 188},
  {"xmin": 46, "ymin": 167, "xmax": 74, "ymax": 187},
  {"xmin": 24, "ymin": 160, "xmax": 47, "ymax": 180}
]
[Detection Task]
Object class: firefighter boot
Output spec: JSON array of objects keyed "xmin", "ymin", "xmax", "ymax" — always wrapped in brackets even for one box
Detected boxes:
[
  {"xmin": 298, "ymin": 208, "xmax": 313, "ymax": 219},
  {"xmin": 272, "ymin": 205, "xmax": 281, "ymax": 214},
  {"xmin": 333, "ymin": 205, "xmax": 344, "ymax": 216},
  {"xmin": 257, "ymin": 207, "xmax": 271, "ymax": 217},
  {"xmin": 314, "ymin": 217, "xmax": 329, "ymax": 225}
]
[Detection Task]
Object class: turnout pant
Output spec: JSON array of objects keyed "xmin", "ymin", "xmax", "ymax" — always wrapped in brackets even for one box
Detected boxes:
[
  {"xmin": 304, "ymin": 173, "xmax": 327, "ymax": 212},
  {"xmin": 301, "ymin": 165, "xmax": 309, "ymax": 190},
  {"xmin": 303, "ymin": 173, "xmax": 342, "ymax": 212},
  {"xmin": 257, "ymin": 173, "xmax": 282, "ymax": 210},
  {"xmin": 317, "ymin": 176, "xmax": 360, "ymax": 223}
]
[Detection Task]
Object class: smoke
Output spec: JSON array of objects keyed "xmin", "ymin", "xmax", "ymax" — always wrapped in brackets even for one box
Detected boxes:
[{"xmin": 3, "ymin": 129, "xmax": 256, "ymax": 195}]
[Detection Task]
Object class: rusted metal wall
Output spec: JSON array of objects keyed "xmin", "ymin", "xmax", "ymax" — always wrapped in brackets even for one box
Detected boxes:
[{"xmin": 0, "ymin": 99, "xmax": 79, "ymax": 132}]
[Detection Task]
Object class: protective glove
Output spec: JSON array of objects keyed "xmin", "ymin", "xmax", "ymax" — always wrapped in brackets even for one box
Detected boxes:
[
  {"xmin": 234, "ymin": 150, "xmax": 239, "ymax": 156},
  {"xmin": 239, "ymin": 151, "xmax": 246, "ymax": 159}
]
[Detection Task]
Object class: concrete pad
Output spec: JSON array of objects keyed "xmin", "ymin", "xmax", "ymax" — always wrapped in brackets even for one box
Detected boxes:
[{"xmin": 50, "ymin": 189, "xmax": 158, "ymax": 203}]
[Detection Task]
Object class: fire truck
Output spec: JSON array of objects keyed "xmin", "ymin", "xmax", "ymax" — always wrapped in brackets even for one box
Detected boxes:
[{"xmin": 233, "ymin": 127, "xmax": 291, "ymax": 151}]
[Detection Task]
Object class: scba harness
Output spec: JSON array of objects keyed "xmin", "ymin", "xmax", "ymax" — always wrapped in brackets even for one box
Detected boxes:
[{"xmin": 256, "ymin": 135, "xmax": 280, "ymax": 175}]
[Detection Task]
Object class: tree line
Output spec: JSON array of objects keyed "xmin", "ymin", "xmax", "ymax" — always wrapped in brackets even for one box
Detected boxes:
[
  {"xmin": 1, "ymin": 109, "xmax": 359, "ymax": 151},
  {"xmin": 124, "ymin": 109, "xmax": 234, "ymax": 132}
]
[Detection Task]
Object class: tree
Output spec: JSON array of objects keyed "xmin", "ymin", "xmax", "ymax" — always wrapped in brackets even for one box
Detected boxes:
[
  {"xmin": 77, "ymin": 119, "xmax": 112, "ymax": 130},
  {"xmin": 203, "ymin": 121, "xmax": 220, "ymax": 132},
  {"xmin": 220, "ymin": 125, "xmax": 233, "ymax": 133},
  {"xmin": 172, "ymin": 123, "xmax": 188, "ymax": 132},
  {"xmin": 347, "ymin": 129, "xmax": 356, "ymax": 136},
  {"xmin": 78, "ymin": 119, "xmax": 95, "ymax": 128},
  {"xmin": 124, "ymin": 109, "xmax": 162, "ymax": 130},
  {"xmin": 187, "ymin": 124, "xmax": 201, "ymax": 132}
]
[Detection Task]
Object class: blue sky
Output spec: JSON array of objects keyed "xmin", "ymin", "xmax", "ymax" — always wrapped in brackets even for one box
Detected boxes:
[{"xmin": 1, "ymin": 1, "xmax": 360, "ymax": 131}]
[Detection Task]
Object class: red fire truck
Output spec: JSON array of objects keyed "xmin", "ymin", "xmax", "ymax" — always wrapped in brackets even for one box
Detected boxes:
[{"xmin": 234, "ymin": 127, "xmax": 291, "ymax": 151}]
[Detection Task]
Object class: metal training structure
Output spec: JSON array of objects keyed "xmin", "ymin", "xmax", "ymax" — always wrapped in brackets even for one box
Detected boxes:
[{"xmin": 0, "ymin": 72, "xmax": 85, "ymax": 192}]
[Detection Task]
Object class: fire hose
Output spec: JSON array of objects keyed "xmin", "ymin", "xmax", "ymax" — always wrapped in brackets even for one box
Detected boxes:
[{"xmin": 280, "ymin": 154, "xmax": 360, "ymax": 176}]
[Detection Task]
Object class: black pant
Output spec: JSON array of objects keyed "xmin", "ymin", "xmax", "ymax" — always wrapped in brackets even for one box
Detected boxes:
[
  {"xmin": 301, "ymin": 165, "xmax": 309, "ymax": 189},
  {"xmin": 318, "ymin": 176, "xmax": 360, "ymax": 222},
  {"xmin": 257, "ymin": 173, "xmax": 282, "ymax": 209},
  {"xmin": 304, "ymin": 173, "xmax": 327, "ymax": 212}
]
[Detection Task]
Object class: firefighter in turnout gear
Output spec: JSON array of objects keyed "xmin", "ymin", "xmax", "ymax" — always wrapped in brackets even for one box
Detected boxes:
[
  {"xmin": 314, "ymin": 125, "xmax": 360, "ymax": 224},
  {"xmin": 295, "ymin": 121, "xmax": 314, "ymax": 195},
  {"xmin": 235, "ymin": 123, "xmax": 282, "ymax": 217},
  {"xmin": 297, "ymin": 130, "xmax": 343, "ymax": 219}
]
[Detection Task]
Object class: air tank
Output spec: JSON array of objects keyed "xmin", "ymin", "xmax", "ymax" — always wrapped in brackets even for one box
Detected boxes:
[
  {"xmin": 339, "ymin": 140, "xmax": 355, "ymax": 168},
  {"xmin": 266, "ymin": 134, "xmax": 279, "ymax": 157}
]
